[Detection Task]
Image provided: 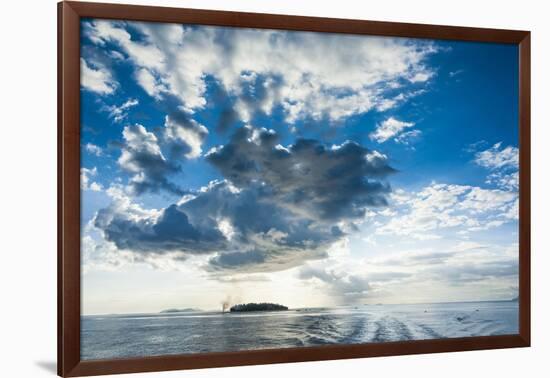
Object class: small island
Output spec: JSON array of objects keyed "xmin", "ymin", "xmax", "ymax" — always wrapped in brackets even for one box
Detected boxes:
[{"xmin": 229, "ymin": 303, "xmax": 288, "ymax": 312}]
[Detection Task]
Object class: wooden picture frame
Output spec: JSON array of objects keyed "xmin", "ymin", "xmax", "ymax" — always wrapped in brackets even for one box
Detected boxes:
[{"xmin": 58, "ymin": 1, "xmax": 530, "ymax": 376}]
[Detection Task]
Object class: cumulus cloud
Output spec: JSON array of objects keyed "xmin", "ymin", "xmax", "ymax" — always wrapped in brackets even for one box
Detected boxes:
[
  {"xmin": 95, "ymin": 180, "xmax": 332, "ymax": 273},
  {"xmin": 163, "ymin": 113, "xmax": 208, "ymax": 159},
  {"xmin": 114, "ymin": 112, "xmax": 208, "ymax": 196},
  {"xmin": 80, "ymin": 57, "xmax": 118, "ymax": 95},
  {"xmin": 118, "ymin": 124, "xmax": 182, "ymax": 195},
  {"xmin": 84, "ymin": 20, "xmax": 437, "ymax": 124},
  {"xmin": 95, "ymin": 199, "xmax": 226, "ymax": 255},
  {"xmin": 369, "ymin": 117, "xmax": 417, "ymax": 143},
  {"xmin": 94, "ymin": 127, "xmax": 395, "ymax": 273}
]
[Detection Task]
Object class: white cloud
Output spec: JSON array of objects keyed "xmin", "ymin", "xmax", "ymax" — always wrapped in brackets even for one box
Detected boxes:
[
  {"xmin": 473, "ymin": 142, "xmax": 519, "ymax": 191},
  {"xmin": 376, "ymin": 183, "xmax": 517, "ymax": 238},
  {"xmin": 85, "ymin": 20, "xmax": 165, "ymax": 69},
  {"xmin": 85, "ymin": 20, "xmax": 438, "ymax": 123},
  {"xmin": 502, "ymin": 198, "xmax": 519, "ymax": 220},
  {"xmin": 474, "ymin": 142, "xmax": 518, "ymax": 170},
  {"xmin": 486, "ymin": 170, "xmax": 519, "ymax": 191},
  {"xmin": 394, "ymin": 129, "xmax": 422, "ymax": 145},
  {"xmin": 80, "ymin": 58, "xmax": 117, "ymax": 95},
  {"xmin": 81, "ymin": 167, "xmax": 103, "ymax": 192},
  {"xmin": 84, "ymin": 143, "xmax": 103, "ymax": 156},
  {"xmin": 135, "ymin": 68, "xmax": 164, "ymax": 99},
  {"xmin": 408, "ymin": 71, "xmax": 433, "ymax": 83},
  {"xmin": 369, "ymin": 117, "xmax": 416, "ymax": 143},
  {"xmin": 372, "ymin": 141, "xmax": 520, "ymax": 241},
  {"xmin": 458, "ymin": 187, "xmax": 516, "ymax": 213},
  {"xmin": 449, "ymin": 69, "xmax": 464, "ymax": 78},
  {"xmin": 102, "ymin": 98, "xmax": 139, "ymax": 123}
]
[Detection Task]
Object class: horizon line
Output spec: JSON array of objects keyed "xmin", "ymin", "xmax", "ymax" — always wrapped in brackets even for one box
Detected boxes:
[{"xmin": 82, "ymin": 297, "xmax": 518, "ymax": 317}]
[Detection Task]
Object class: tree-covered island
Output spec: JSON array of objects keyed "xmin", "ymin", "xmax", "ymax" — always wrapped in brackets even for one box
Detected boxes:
[{"xmin": 229, "ymin": 303, "xmax": 289, "ymax": 312}]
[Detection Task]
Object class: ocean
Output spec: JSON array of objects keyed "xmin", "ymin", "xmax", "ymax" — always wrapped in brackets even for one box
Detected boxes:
[{"xmin": 81, "ymin": 300, "xmax": 518, "ymax": 360}]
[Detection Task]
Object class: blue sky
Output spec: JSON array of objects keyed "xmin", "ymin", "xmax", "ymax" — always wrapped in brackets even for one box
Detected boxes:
[{"xmin": 79, "ymin": 19, "xmax": 519, "ymax": 315}]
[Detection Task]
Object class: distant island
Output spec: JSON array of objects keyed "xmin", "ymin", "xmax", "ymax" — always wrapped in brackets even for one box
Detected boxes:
[
  {"xmin": 230, "ymin": 303, "xmax": 288, "ymax": 312},
  {"xmin": 160, "ymin": 308, "xmax": 200, "ymax": 313}
]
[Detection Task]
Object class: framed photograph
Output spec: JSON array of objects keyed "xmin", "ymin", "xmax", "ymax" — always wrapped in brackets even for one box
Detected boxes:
[{"xmin": 58, "ymin": 1, "xmax": 530, "ymax": 376}]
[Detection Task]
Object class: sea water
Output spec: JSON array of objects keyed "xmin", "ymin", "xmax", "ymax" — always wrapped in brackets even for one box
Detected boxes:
[{"xmin": 81, "ymin": 300, "xmax": 518, "ymax": 360}]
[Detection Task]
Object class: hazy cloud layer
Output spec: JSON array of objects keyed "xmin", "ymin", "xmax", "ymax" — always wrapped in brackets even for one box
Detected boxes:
[{"xmin": 299, "ymin": 266, "xmax": 371, "ymax": 300}]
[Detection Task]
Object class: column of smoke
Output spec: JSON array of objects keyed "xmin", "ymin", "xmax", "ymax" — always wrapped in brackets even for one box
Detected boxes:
[
  {"xmin": 221, "ymin": 295, "xmax": 231, "ymax": 312},
  {"xmin": 221, "ymin": 293, "xmax": 242, "ymax": 312}
]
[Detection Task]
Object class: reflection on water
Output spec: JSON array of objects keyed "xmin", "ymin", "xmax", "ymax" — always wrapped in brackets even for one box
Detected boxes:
[{"xmin": 81, "ymin": 301, "xmax": 518, "ymax": 360}]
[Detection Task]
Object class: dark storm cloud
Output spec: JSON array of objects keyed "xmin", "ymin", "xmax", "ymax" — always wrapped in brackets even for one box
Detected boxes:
[
  {"xmin": 206, "ymin": 126, "xmax": 395, "ymax": 221},
  {"xmin": 95, "ymin": 180, "xmax": 331, "ymax": 271},
  {"xmin": 94, "ymin": 202, "xmax": 227, "ymax": 254},
  {"xmin": 97, "ymin": 127, "xmax": 395, "ymax": 273}
]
